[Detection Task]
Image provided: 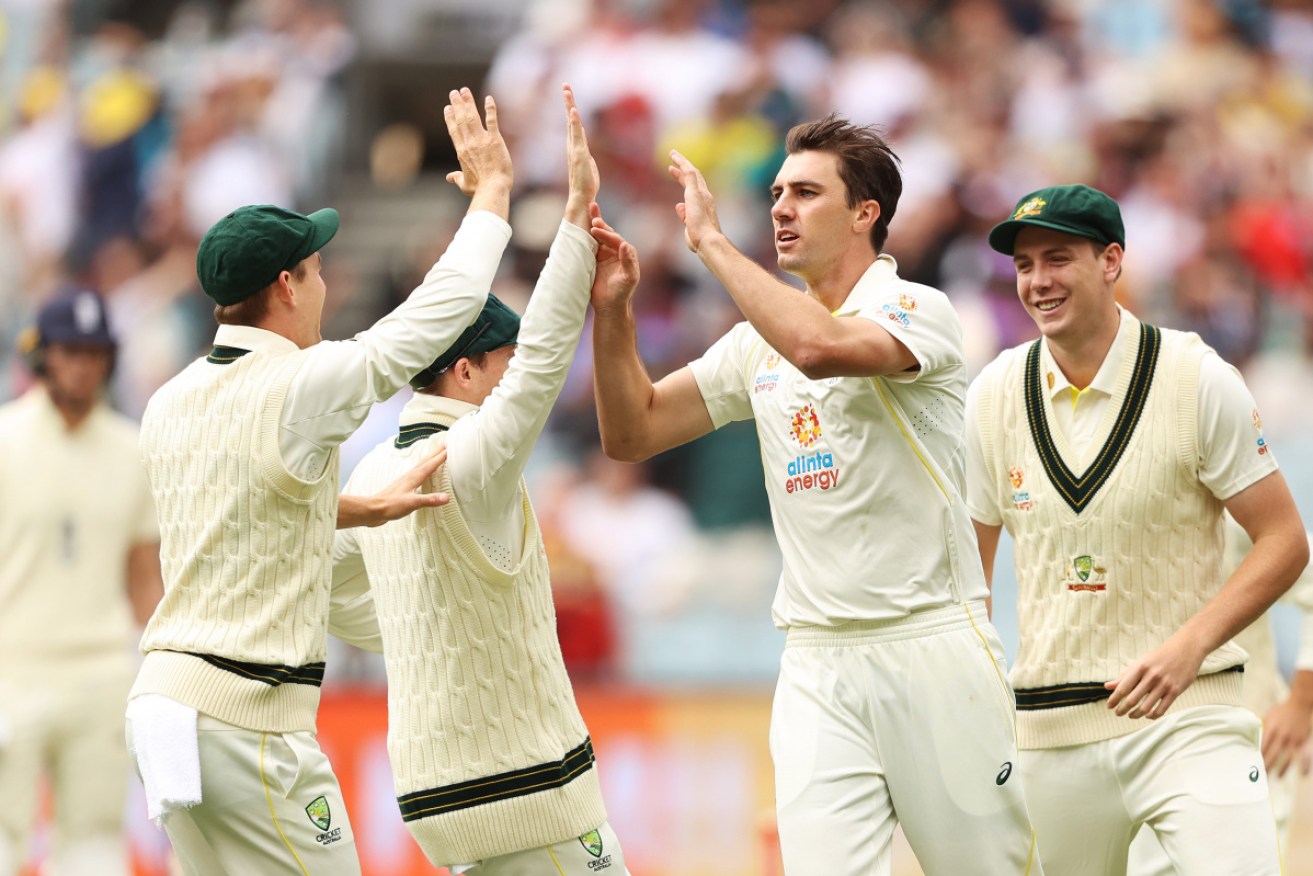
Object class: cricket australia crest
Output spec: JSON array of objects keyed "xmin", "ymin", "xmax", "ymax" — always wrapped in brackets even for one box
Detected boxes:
[
  {"xmin": 579, "ymin": 830, "xmax": 603, "ymax": 857},
  {"xmin": 1064, "ymin": 555, "xmax": 1107, "ymax": 592},
  {"xmin": 306, "ymin": 796, "xmax": 331, "ymax": 831}
]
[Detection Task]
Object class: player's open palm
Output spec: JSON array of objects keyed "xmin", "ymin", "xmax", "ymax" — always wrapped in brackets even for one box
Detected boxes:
[
  {"xmin": 563, "ymin": 84, "xmax": 599, "ymax": 223},
  {"xmin": 589, "ymin": 205, "xmax": 639, "ymax": 314},
  {"xmin": 668, "ymin": 149, "xmax": 722, "ymax": 254},
  {"xmin": 1105, "ymin": 635, "xmax": 1208, "ymax": 720},
  {"xmin": 444, "ymin": 88, "xmax": 512, "ymax": 196}
]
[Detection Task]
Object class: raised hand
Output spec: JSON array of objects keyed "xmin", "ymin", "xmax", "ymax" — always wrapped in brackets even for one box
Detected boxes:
[
  {"xmin": 668, "ymin": 149, "xmax": 724, "ymax": 254},
  {"xmin": 589, "ymin": 203, "xmax": 640, "ymax": 314},
  {"xmin": 443, "ymin": 88, "xmax": 513, "ymax": 215},
  {"xmin": 563, "ymin": 84, "xmax": 599, "ymax": 228}
]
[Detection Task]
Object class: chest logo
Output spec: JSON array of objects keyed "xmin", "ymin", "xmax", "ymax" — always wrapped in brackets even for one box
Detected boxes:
[
  {"xmin": 1065, "ymin": 555, "xmax": 1107, "ymax": 592},
  {"xmin": 789, "ymin": 404, "xmax": 823, "ymax": 448},
  {"xmin": 755, "ymin": 352, "xmax": 782, "ymax": 394}
]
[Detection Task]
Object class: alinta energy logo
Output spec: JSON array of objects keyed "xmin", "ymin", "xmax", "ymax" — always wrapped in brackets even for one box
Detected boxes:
[
  {"xmin": 881, "ymin": 292, "xmax": 919, "ymax": 328},
  {"xmin": 755, "ymin": 351, "xmax": 783, "ymax": 394},
  {"xmin": 784, "ymin": 405, "xmax": 840, "ymax": 494}
]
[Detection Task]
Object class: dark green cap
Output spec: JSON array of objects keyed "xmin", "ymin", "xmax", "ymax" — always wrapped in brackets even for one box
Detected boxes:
[
  {"xmin": 196, "ymin": 204, "xmax": 340, "ymax": 306},
  {"xmin": 988, "ymin": 184, "xmax": 1125, "ymax": 255},
  {"xmin": 409, "ymin": 293, "xmax": 521, "ymax": 390}
]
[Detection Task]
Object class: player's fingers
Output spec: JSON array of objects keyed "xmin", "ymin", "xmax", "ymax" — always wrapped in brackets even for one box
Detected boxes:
[
  {"xmin": 406, "ymin": 447, "xmax": 448, "ymax": 483},
  {"xmin": 590, "ymin": 225, "xmax": 624, "ymax": 249},
  {"xmin": 483, "ymin": 94, "xmax": 499, "ymax": 137},
  {"xmin": 675, "ymin": 202, "xmax": 687, "ymax": 223},
  {"xmin": 1300, "ymin": 744, "xmax": 1313, "ymax": 776},
  {"xmin": 446, "ymin": 171, "xmax": 465, "ymax": 188}
]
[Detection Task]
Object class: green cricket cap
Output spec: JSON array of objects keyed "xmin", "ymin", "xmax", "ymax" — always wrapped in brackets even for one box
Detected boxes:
[
  {"xmin": 409, "ymin": 293, "xmax": 521, "ymax": 389},
  {"xmin": 988, "ymin": 184, "xmax": 1125, "ymax": 255},
  {"xmin": 196, "ymin": 204, "xmax": 340, "ymax": 306}
]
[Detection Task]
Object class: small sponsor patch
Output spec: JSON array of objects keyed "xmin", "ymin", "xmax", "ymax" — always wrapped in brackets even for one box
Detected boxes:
[{"xmin": 580, "ymin": 830, "xmax": 603, "ymax": 857}]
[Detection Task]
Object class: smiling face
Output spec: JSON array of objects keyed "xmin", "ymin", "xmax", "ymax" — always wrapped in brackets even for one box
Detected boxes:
[
  {"xmin": 1011, "ymin": 225, "xmax": 1122, "ymax": 349},
  {"xmin": 769, "ymin": 149, "xmax": 878, "ymax": 287}
]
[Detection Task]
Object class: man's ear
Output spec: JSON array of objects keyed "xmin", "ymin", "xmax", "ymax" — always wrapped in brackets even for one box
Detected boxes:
[
  {"xmin": 449, "ymin": 357, "xmax": 474, "ymax": 387},
  {"xmin": 273, "ymin": 270, "xmax": 297, "ymax": 306},
  {"xmin": 853, "ymin": 199, "xmax": 881, "ymax": 234}
]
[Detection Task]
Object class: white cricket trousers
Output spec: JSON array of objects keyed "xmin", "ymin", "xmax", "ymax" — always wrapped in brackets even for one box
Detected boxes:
[
  {"xmin": 1022, "ymin": 705, "xmax": 1281, "ymax": 876},
  {"xmin": 771, "ymin": 601, "xmax": 1041, "ymax": 876},
  {"xmin": 459, "ymin": 821, "xmax": 629, "ymax": 875},
  {"xmin": 128, "ymin": 713, "xmax": 362, "ymax": 876}
]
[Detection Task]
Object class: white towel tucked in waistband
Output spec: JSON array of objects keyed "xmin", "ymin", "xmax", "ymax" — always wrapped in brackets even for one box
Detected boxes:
[{"xmin": 126, "ymin": 694, "xmax": 202, "ymax": 827}]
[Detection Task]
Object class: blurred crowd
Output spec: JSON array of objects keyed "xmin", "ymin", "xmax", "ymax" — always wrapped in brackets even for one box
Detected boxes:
[{"xmin": 3, "ymin": 0, "xmax": 1312, "ymax": 684}]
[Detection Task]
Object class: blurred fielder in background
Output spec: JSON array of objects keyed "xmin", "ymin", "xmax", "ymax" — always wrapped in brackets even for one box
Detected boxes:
[
  {"xmin": 1128, "ymin": 519, "xmax": 1313, "ymax": 873},
  {"xmin": 968, "ymin": 184, "xmax": 1309, "ymax": 875},
  {"xmin": 589, "ymin": 116, "xmax": 1041, "ymax": 875},
  {"xmin": 335, "ymin": 84, "xmax": 631, "ymax": 876},
  {"xmin": 0, "ymin": 289, "xmax": 162, "ymax": 876},
  {"xmin": 123, "ymin": 87, "xmax": 514, "ymax": 874}
]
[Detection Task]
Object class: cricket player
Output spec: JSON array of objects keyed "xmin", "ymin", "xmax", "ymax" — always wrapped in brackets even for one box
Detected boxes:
[
  {"xmin": 967, "ymin": 184, "xmax": 1309, "ymax": 875},
  {"xmin": 124, "ymin": 87, "xmax": 515, "ymax": 875},
  {"xmin": 1128, "ymin": 520, "xmax": 1313, "ymax": 873},
  {"xmin": 334, "ymin": 84, "xmax": 629, "ymax": 876},
  {"xmin": 589, "ymin": 115, "xmax": 1041, "ymax": 875},
  {"xmin": 0, "ymin": 289, "xmax": 162, "ymax": 876}
]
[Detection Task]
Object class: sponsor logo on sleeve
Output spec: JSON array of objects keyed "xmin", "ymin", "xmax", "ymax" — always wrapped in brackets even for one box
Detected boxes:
[
  {"xmin": 1007, "ymin": 466, "xmax": 1033, "ymax": 511},
  {"xmin": 755, "ymin": 352, "xmax": 783, "ymax": 394},
  {"xmin": 881, "ymin": 293, "xmax": 918, "ymax": 328},
  {"xmin": 1253, "ymin": 409, "xmax": 1268, "ymax": 456}
]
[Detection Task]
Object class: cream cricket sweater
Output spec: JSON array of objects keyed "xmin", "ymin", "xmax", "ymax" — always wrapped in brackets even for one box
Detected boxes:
[
  {"xmin": 133, "ymin": 350, "xmax": 338, "ymax": 732},
  {"xmin": 352, "ymin": 435, "xmax": 604, "ymax": 865},
  {"xmin": 975, "ymin": 315, "xmax": 1246, "ymax": 749},
  {"xmin": 338, "ymin": 220, "xmax": 603, "ymax": 865}
]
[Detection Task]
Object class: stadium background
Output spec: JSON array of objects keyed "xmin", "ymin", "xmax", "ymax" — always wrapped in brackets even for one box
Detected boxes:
[{"xmin": 2, "ymin": 0, "xmax": 1312, "ymax": 873}]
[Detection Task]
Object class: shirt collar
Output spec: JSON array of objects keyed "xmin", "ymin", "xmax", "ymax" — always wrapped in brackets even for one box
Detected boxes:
[
  {"xmin": 213, "ymin": 324, "xmax": 300, "ymax": 355},
  {"xmin": 399, "ymin": 392, "xmax": 478, "ymax": 429},
  {"xmin": 832, "ymin": 254, "xmax": 899, "ymax": 316},
  {"xmin": 1040, "ymin": 305, "xmax": 1137, "ymax": 401}
]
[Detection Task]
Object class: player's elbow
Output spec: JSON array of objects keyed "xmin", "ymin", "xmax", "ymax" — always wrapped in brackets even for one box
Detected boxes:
[
  {"xmin": 599, "ymin": 432, "xmax": 655, "ymax": 464},
  {"xmin": 792, "ymin": 337, "xmax": 841, "ymax": 380}
]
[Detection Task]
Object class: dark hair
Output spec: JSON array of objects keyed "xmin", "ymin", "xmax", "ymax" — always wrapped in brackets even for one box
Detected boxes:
[
  {"xmin": 213, "ymin": 258, "xmax": 310, "ymax": 326},
  {"xmin": 785, "ymin": 114, "xmax": 902, "ymax": 252}
]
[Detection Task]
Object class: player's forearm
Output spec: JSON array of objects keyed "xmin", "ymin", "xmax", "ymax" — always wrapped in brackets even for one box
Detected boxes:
[
  {"xmin": 1181, "ymin": 527, "xmax": 1310, "ymax": 657},
  {"xmin": 336, "ymin": 494, "xmax": 384, "ymax": 529},
  {"xmin": 126, "ymin": 542, "xmax": 164, "ymax": 627},
  {"xmin": 453, "ymin": 221, "xmax": 596, "ymax": 511},
  {"xmin": 592, "ymin": 304, "xmax": 662, "ymax": 462},
  {"xmin": 695, "ymin": 233, "xmax": 841, "ymax": 373}
]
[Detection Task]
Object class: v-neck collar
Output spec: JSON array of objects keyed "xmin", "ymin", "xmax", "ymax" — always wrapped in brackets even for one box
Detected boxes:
[{"xmin": 1023, "ymin": 313, "xmax": 1161, "ymax": 514}]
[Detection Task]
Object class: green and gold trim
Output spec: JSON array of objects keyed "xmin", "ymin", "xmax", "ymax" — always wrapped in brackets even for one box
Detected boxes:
[
  {"xmin": 206, "ymin": 345, "xmax": 251, "ymax": 365},
  {"xmin": 397, "ymin": 737, "xmax": 595, "ymax": 821},
  {"xmin": 1024, "ymin": 323, "xmax": 1160, "ymax": 514},
  {"xmin": 1016, "ymin": 666, "xmax": 1241, "ymax": 711},
  {"xmin": 189, "ymin": 652, "xmax": 325, "ymax": 687},
  {"xmin": 395, "ymin": 421, "xmax": 449, "ymax": 448}
]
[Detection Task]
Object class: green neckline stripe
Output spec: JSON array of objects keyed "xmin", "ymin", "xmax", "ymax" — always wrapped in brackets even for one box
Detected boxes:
[
  {"xmin": 1023, "ymin": 323, "xmax": 1161, "ymax": 514},
  {"xmin": 397, "ymin": 737, "xmax": 595, "ymax": 821},
  {"xmin": 206, "ymin": 345, "xmax": 251, "ymax": 365},
  {"xmin": 395, "ymin": 422, "xmax": 449, "ymax": 448}
]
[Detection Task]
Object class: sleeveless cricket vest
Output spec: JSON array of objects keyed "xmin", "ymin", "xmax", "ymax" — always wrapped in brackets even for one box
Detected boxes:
[
  {"xmin": 352, "ymin": 427, "xmax": 604, "ymax": 865},
  {"xmin": 132, "ymin": 345, "xmax": 339, "ymax": 733},
  {"xmin": 977, "ymin": 316, "xmax": 1245, "ymax": 749}
]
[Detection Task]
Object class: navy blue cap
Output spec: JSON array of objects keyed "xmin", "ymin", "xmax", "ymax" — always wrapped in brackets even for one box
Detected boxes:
[{"xmin": 35, "ymin": 288, "xmax": 116, "ymax": 348}]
